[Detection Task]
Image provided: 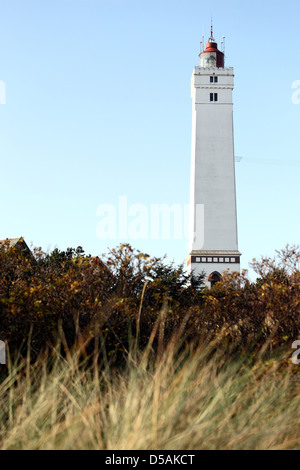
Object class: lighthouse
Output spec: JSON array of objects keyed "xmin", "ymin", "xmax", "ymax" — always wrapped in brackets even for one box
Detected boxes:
[{"xmin": 187, "ymin": 25, "xmax": 241, "ymax": 287}]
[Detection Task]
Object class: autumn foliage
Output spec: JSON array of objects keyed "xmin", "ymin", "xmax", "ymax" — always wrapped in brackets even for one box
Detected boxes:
[{"xmin": 0, "ymin": 241, "xmax": 299, "ymax": 362}]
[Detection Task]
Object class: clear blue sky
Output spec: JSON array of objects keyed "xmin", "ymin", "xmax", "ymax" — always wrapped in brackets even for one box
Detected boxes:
[{"xmin": 0, "ymin": 0, "xmax": 299, "ymax": 279}]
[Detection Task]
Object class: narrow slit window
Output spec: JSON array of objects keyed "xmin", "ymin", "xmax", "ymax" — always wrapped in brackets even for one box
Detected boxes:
[
  {"xmin": 210, "ymin": 76, "xmax": 214, "ymax": 83},
  {"xmin": 214, "ymin": 93, "xmax": 218, "ymax": 101},
  {"xmin": 210, "ymin": 93, "xmax": 214, "ymax": 102},
  {"xmin": 214, "ymin": 76, "xmax": 218, "ymax": 83}
]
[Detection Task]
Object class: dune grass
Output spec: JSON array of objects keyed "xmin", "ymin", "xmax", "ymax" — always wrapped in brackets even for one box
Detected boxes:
[{"xmin": 0, "ymin": 336, "xmax": 299, "ymax": 451}]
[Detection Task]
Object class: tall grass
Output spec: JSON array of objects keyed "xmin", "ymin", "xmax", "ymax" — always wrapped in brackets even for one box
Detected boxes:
[{"xmin": 0, "ymin": 337, "xmax": 299, "ymax": 450}]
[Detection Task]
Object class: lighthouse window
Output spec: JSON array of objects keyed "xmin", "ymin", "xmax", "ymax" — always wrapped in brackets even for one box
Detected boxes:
[
  {"xmin": 210, "ymin": 93, "xmax": 214, "ymax": 101},
  {"xmin": 210, "ymin": 93, "xmax": 218, "ymax": 102},
  {"xmin": 210, "ymin": 76, "xmax": 214, "ymax": 83},
  {"xmin": 214, "ymin": 76, "xmax": 218, "ymax": 83}
]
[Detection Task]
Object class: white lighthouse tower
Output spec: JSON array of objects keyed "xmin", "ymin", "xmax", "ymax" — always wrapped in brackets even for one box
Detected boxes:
[{"xmin": 187, "ymin": 25, "xmax": 241, "ymax": 287}]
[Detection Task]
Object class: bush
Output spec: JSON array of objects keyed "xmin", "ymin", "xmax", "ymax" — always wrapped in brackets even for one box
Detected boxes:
[{"xmin": 0, "ymin": 242, "xmax": 299, "ymax": 362}]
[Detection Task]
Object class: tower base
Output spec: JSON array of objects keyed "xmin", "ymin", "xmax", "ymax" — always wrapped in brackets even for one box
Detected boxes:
[{"xmin": 187, "ymin": 250, "xmax": 241, "ymax": 287}]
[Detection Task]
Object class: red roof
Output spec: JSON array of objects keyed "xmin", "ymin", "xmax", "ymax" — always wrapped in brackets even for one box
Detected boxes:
[{"xmin": 202, "ymin": 42, "xmax": 219, "ymax": 53}]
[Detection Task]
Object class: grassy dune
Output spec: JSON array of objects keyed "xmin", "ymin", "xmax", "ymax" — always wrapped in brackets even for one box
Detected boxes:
[
  {"xmin": 0, "ymin": 339, "xmax": 299, "ymax": 450},
  {"xmin": 0, "ymin": 244, "xmax": 300, "ymax": 449}
]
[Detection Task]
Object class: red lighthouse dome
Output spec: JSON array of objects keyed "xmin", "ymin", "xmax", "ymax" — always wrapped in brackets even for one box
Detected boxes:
[{"xmin": 199, "ymin": 24, "xmax": 224, "ymax": 68}]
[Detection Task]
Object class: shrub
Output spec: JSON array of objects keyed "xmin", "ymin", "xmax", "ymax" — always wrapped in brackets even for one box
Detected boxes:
[{"xmin": 0, "ymin": 242, "xmax": 299, "ymax": 362}]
